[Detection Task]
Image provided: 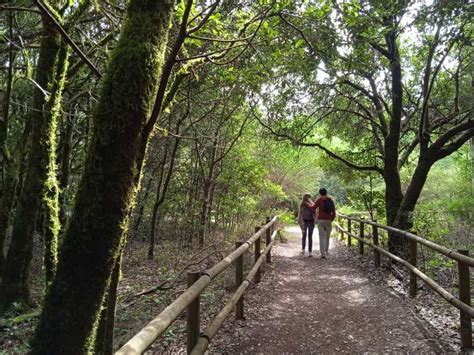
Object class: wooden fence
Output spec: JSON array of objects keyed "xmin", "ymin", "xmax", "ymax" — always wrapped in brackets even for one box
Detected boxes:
[
  {"xmin": 116, "ymin": 216, "xmax": 279, "ymax": 355},
  {"xmin": 335, "ymin": 213, "xmax": 473, "ymax": 350}
]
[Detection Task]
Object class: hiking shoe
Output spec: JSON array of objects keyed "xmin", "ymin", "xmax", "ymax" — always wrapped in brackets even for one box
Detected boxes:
[
  {"xmin": 301, "ymin": 250, "xmax": 305, "ymax": 255},
  {"xmin": 321, "ymin": 254, "xmax": 326, "ymax": 259},
  {"xmin": 308, "ymin": 252, "xmax": 312, "ymax": 257}
]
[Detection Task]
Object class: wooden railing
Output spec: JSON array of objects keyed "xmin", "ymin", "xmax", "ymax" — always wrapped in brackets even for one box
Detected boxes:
[
  {"xmin": 335, "ymin": 213, "xmax": 473, "ymax": 350},
  {"xmin": 116, "ymin": 216, "xmax": 279, "ymax": 355}
]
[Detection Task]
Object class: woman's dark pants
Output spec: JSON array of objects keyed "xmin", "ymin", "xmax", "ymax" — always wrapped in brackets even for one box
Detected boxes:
[{"xmin": 302, "ymin": 219, "xmax": 314, "ymax": 252}]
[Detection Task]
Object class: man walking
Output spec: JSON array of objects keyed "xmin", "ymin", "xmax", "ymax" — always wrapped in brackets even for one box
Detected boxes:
[{"xmin": 311, "ymin": 188, "xmax": 336, "ymax": 258}]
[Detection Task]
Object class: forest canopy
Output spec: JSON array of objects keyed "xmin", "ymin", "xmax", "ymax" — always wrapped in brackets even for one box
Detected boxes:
[{"xmin": 0, "ymin": 0, "xmax": 472, "ymax": 352}]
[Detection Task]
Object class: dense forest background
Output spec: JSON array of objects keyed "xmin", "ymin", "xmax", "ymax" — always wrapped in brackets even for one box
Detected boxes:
[{"xmin": 0, "ymin": 0, "xmax": 472, "ymax": 353}]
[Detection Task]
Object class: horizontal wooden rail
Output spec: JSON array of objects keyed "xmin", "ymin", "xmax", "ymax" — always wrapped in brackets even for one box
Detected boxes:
[
  {"xmin": 116, "ymin": 216, "xmax": 278, "ymax": 355},
  {"xmin": 190, "ymin": 229, "xmax": 280, "ymax": 354},
  {"xmin": 334, "ymin": 222, "xmax": 474, "ymax": 317},
  {"xmin": 338, "ymin": 213, "xmax": 474, "ymax": 267},
  {"xmin": 335, "ymin": 214, "xmax": 473, "ymax": 349}
]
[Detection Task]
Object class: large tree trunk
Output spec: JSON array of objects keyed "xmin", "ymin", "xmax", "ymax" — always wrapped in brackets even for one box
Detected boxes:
[
  {"xmin": 94, "ymin": 253, "xmax": 121, "ymax": 355},
  {"xmin": 383, "ymin": 26, "xmax": 405, "ymax": 255},
  {"xmin": 31, "ymin": 0, "xmax": 175, "ymax": 352},
  {"xmin": 0, "ymin": 17, "xmax": 66, "ymax": 310},
  {"xmin": 394, "ymin": 156, "xmax": 433, "ymax": 231}
]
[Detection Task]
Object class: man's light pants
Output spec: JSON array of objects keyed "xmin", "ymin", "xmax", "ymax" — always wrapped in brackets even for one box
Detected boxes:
[{"xmin": 317, "ymin": 219, "xmax": 332, "ymax": 256}]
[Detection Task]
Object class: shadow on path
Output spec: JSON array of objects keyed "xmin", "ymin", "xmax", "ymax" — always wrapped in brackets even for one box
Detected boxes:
[{"xmin": 211, "ymin": 226, "xmax": 444, "ymax": 354}]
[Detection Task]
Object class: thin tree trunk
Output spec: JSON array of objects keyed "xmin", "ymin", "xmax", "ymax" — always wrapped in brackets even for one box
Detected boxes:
[
  {"xmin": 470, "ymin": 68, "xmax": 474, "ymax": 195},
  {"xmin": 149, "ymin": 135, "xmax": 181, "ymax": 259},
  {"xmin": 199, "ymin": 144, "xmax": 218, "ymax": 245},
  {"xmin": 43, "ymin": 44, "xmax": 70, "ymax": 284},
  {"xmin": 31, "ymin": 0, "xmax": 175, "ymax": 351},
  {"xmin": 0, "ymin": 122, "xmax": 31, "ymax": 279},
  {"xmin": 148, "ymin": 140, "xmax": 171, "ymax": 259},
  {"xmin": 199, "ymin": 178, "xmax": 212, "ymax": 245},
  {"xmin": 1, "ymin": 18, "xmax": 67, "ymax": 310},
  {"xmin": 58, "ymin": 108, "xmax": 75, "ymax": 224},
  {"xmin": 131, "ymin": 158, "xmax": 163, "ymax": 239},
  {"xmin": 148, "ymin": 204, "xmax": 160, "ymax": 259},
  {"xmin": 0, "ymin": 10, "xmax": 16, "ymax": 277},
  {"xmin": 471, "ymin": 137, "xmax": 474, "ymax": 195}
]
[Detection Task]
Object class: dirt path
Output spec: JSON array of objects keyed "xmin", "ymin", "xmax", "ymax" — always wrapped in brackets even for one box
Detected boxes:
[{"xmin": 210, "ymin": 226, "xmax": 446, "ymax": 354}]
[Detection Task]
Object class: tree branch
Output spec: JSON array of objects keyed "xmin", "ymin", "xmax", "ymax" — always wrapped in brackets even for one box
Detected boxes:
[
  {"xmin": 252, "ymin": 106, "xmax": 383, "ymax": 174},
  {"xmin": 278, "ymin": 13, "xmax": 315, "ymax": 54},
  {"xmin": 33, "ymin": 0, "xmax": 101, "ymax": 78},
  {"xmin": 433, "ymin": 127, "xmax": 474, "ymax": 161},
  {"xmin": 143, "ymin": 0, "xmax": 194, "ymax": 136},
  {"xmin": 187, "ymin": 1, "xmax": 220, "ymax": 34},
  {"xmin": 428, "ymin": 120, "xmax": 474, "ymax": 158}
]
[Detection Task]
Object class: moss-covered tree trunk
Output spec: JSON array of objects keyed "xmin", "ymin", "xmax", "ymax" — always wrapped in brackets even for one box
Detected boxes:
[
  {"xmin": 94, "ymin": 252, "xmax": 121, "ymax": 355},
  {"xmin": 31, "ymin": 0, "xmax": 175, "ymax": 352},
  {"xmin": 0, "ymin": 16, "xmax": 67, "ymax": 310},
  {"xmin": 58, "ymin": 105, "xmax": 74, "ymax": 224},
  {"xmin": 43, "ymin": 43, "xmax": 70, "ymax": 283}
]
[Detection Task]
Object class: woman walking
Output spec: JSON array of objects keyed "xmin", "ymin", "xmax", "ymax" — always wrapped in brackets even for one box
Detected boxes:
[
  {"xmin": 304, "ymin": 188, "xmax": 336, "ymax": 258},
  {"xmin": 298, "ymin": 193, "xmax": 315, "ymax": 257}
]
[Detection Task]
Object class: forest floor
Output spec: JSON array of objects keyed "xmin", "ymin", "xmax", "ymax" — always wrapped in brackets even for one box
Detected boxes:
[
  {"xmin": 0, "ymin": 226, "xmax": 465, "ymax": 353},
  {"xmin": 209, "ymin": 226, "xmax": 459, "ymax": 354}
]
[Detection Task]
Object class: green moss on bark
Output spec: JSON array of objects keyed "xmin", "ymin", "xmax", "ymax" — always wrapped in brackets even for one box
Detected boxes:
[
  {"xmin": 31, "ymin": 0, "xmax": 175, "ymax": 352},
  {"xmin": 0, "ymin": 17, "xmax": 66, "ymax": 311},
  {"xmin": 43, "ymin": 43, "xmax": 70, "ymax": 284}
]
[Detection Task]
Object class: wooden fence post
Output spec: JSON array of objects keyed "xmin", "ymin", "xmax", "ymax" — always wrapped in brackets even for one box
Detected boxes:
[
  {"xmin": 266, "ymin": 217, "xmax": 272, "ymax": 264},
  {"xmin": 409, "ymin": 239, "xmax": 418, "ymax": 297},
  {"xmin": 186, "ymin": 271, "xmax": 200, "ymax": 354},
  {"xmin": 359, "ymin": 221, "xmax": 364, "ymax": 255},
  {"xmin": 458, "ymin": 250, "xmax": 472, "ymax": 349},
  {"xmin": 235, "ymin": 241, "xmax": 244, "ymax": 320},
  {"xmin": 348, "ymin": 218, "xmax": 352, "ymax": 247},
  {"xmin": 372, "ymin": 222, "xmax": 380, "ymax": 267},
  {"xmin": 254, "ymin": 226, "xmax": 261, "ymax": 283},
  {"xmin": 339, "ymin": 217, "xmax": 344, "ymax": 240}
]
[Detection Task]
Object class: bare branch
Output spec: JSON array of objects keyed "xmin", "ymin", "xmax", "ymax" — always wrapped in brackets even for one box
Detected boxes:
[{"xmin": 187, "ymin": 1, "xmax": 220, "ymax": 34}]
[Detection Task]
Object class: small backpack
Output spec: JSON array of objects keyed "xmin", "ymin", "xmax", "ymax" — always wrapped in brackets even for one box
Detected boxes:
[
  {"xmin": 322, "ymin": 198, "xmax": 335, "ymax": 213},
  {"xmin": 301, "ymin": 205, "xmax": 314, "ymax": 220}
]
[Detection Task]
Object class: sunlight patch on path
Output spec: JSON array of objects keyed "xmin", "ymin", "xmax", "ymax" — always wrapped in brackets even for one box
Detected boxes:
[{"xmin": 211, "ymin": 225, "xmax": 444, "ymax": 354}]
